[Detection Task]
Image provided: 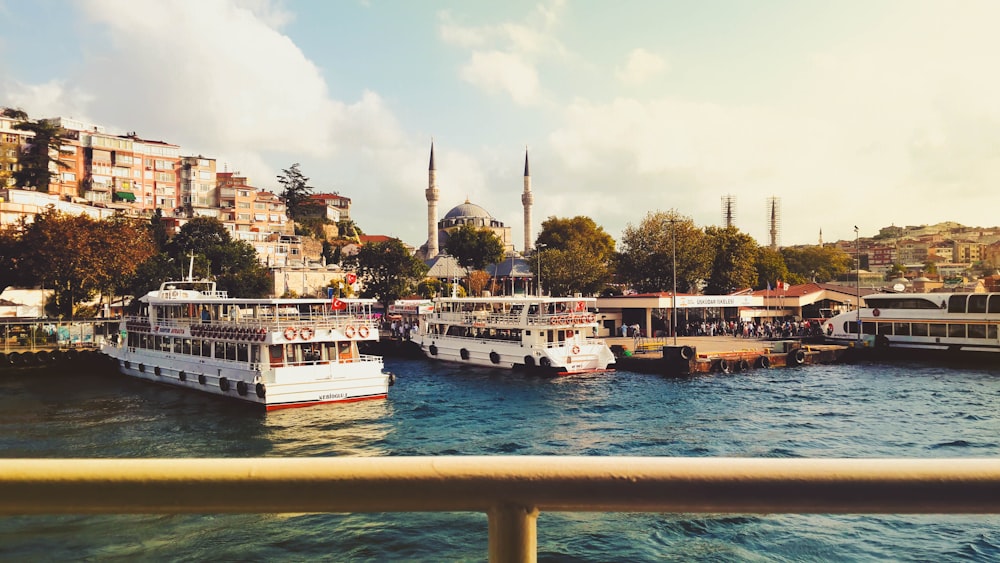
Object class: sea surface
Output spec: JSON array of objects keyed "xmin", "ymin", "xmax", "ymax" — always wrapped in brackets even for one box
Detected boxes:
[{"xmin": 1, "ymin": 356, "xmax": 1000, "ymax": 561}]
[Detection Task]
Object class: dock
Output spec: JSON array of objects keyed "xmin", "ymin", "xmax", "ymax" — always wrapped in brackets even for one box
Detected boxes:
[{"xmin": 608, "ymin": 335, "xmax": 849, "ymax": 376}]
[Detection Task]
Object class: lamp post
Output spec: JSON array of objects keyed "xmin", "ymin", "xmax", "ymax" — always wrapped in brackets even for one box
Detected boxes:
[
  {"xmin": 670, "ymin": 218, "xmax": 678, "ymax": 345},
  {"xmin": 536, "ymin": 243, "xmax": 547, "ymax": 297},
  {"xmin": 855, "ymin": 226, "xmax": 861, "ymax": 342}
]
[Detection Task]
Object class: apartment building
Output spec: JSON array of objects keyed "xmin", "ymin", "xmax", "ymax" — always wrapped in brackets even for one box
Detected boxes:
[
  {"xmin": 309, "ymin": 192, "xmax": 350, "ymax": 221},
  {"xmin": 180, "ymin": 155, "xmax": 218, "ymax": 216}
]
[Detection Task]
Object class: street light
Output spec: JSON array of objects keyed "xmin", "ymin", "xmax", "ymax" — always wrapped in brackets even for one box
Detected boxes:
[
  {"xmin": 536, "ymin": 243, "xmax": 547, "ymax": 297},
  {"xmin": 670, "ymin": 217, "xmax": 678, "ymax": 345},
  {"xmin": 855, "ymin": 226, "xmax": 861, "ymax": 342}
]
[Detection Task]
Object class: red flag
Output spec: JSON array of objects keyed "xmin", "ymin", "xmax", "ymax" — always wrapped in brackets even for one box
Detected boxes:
[
  {"xmin": 575, "ymin": 300, "xmax": 586, "ymax": 311},
  {"xmin": 331, "ymin": 297, "xmax": 347, "ymax": 311},
  {"xmin": 346, "ymin": 272, "xmax": 357, "ymax": 285}
]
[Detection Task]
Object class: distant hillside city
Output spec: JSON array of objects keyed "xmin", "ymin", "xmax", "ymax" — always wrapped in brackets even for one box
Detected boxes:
[{"xmin": 4, "ymin": 108, "xmax": 1000, "ymax": 298}]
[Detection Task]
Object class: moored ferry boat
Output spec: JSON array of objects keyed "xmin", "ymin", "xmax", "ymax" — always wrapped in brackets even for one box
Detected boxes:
[
  {"xmin": 100, "ymin": 279, "xmax": 394, "ymax": 410},
  {"xmin": 823, "ymin": 291, "xmax": 1000, "ymax": 357},
  {"xmin": 415, "ymin": 295, "xmax": 615, "ymax": 374}
]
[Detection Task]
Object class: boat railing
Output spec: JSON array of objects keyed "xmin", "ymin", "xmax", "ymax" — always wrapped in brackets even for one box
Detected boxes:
[
  {"xmin": 4, "ymin": 457, "xmax": 999, "ymax": 562},
  {"xmin": 134, "ymin": 316, "xmax": 379, "ymax": 334}
]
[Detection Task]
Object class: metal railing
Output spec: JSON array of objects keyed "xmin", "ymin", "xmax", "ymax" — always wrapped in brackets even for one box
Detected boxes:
[{"xmin": 1, "ymin": 457, "xmax": 1000, "ymax": 562}]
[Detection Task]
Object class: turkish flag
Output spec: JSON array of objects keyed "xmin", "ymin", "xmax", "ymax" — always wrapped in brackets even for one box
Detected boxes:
[
  {"xmin": 346, "ymin": 273, "xmax": 357, "ymax": 285},
  {"xmin": 331, "ymin": 297, "xmax": 347, "ymax": 310},
  {"xmin": 576, "ymin": 301, "xmax": 586, "ymax": 311}
]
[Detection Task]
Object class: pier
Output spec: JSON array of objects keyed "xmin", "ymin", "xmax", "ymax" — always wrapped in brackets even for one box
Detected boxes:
[{"xmin": 608, "ymin": 335, "xmax": 849, "ymax": 375}]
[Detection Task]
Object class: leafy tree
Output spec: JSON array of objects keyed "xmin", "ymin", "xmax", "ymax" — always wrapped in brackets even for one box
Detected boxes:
[
  {"xmin": 703, "ymin": 226, "xmax": 759, "ymax": 294},
  {"xmin": 158, "ymin": 217, "xmax": 270, "ymax": 297},
  {"xmin": 468, "ymin": 270, "xmax": 491, "ymax": 296},
  {"xmin": 415, "ymin": 278, "xmax": 442, "ymax": 299},
  {"xmin": 886, "ymin": 263, "xmax": 906, "ymax": 280},
  {"xmin": 754, "ymin": 247, "xmax": 790, "ymax": 290},
  {"xmin": 18, "ymin": 208, "xmax": 101, "ymax": 317},
  {"xmin": 277, "ymin": 163, "xmax": 320, "ymax": 220},
  {"xmin": 0, "ymin": 224, "xmax": 23, "ymax": 293},
  {"xmin": 149, "ymin": 208, "xmax": 169, "ymax": 251},
  {"xmin": 7, "ymin": 110, "xmax": 70, "ymax": 192},
  {"xmin": 781, "ymin": 245, "xmax": 852, "ymax": 283},
  {"xmin": 92, "ymin": 214, "xmax": 156, "ymax": 315},
  {"xmin": 617, "ymin": 210, "xmax": 709, "ymax": 293},
  {"xmin": 922, "ymin": 261, "xmax": 938, "ymax": 275},
  {"xmin": 534, "ymin": 216, "xmax": 615, "ymax": 296},
  {"xmin": 355, "ymin": 238, "xmax": 429, "ymax": 310},
  {"xmin": 445, "ymin": 224, "xmax": 505, "ymax": 271}
]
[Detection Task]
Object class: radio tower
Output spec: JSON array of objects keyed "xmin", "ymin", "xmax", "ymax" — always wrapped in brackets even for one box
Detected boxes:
[
  {"xmin": 766, "ymin": 196, "xmax": 781, "ymax": 250},
  {"xmin": 721, "ymin": 195, "xmax": 736, "ymax": 228}
]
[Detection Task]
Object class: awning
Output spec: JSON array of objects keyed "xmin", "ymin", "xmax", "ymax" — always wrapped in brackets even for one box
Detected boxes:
[{"xmin": 115, "ymin": 191, "xmax": 136, "ymax": 202}]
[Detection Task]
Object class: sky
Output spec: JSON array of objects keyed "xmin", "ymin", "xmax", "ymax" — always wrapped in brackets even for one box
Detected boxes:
[{"xmin": 2, "ymin": 0, "xmax": 1000, "ymax": 251}]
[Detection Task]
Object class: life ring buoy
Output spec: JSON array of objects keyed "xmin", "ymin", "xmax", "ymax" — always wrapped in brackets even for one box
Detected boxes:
[
  {"xmin": 571, "ymin": 345, "xmax": 581, "ymax": 354},
  {"xmin": 344, "ymin": 325, "xmax": 356, "ymax": 339},
  {"xmin": 460, "ymin": 348, "xmax": 470, "ymax": 360},
  {"xmin": 490, "ymin": 351, "xmax": 501, "ymax": 364},
  {"xmin": 258, "ymin": 328, "xmax": 267, "ymax": 341},
  {"xmin": 358, "ymin": 326, "xmax": 370, "ymax": 338},
  {"xmin": 826, "ymin": 323, "xmax": 834, "ymax": 336},
  {"xmin": 219, "ymin": 377, "xmax": 230, "ymax": 392},
  {"xmin": 873, "ymin": 308, "xmax": 881, "ymax": 317},
  {"xmin": 566, "ymin": 330, "xmax": 574, "ymax": 337},
  {"xmin": 300, "ymin": 327, "xmax": 314, "ymax": 340},
  {"xmin": 283, "ymin": 327, "xmax": 297, "ymax": 341}
]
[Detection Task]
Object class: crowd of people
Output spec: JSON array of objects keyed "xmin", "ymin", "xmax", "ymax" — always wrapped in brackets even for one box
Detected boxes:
[{"xmin": 623, "ymin": 319, "xmax": 822, "ymax": 340}]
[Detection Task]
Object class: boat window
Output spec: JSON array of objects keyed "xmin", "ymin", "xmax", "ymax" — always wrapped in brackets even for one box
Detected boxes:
[
  {"xmin": 877, "ymin": 322, "xmax": 892, "ymax": 336},
  {"xmin": 893, "ymin": 323, "xmax": 910, "ymax": 336},
  {"xmin": 968, "ymin": 295, "xmax": 987, "ymax": 314},
  {"xmin": 844, "ymin": 321, "xmax": 856, "ymax": 334},
  {"xmin": 173, "ymin": 337, "xmax": 183, "ymax": 353},
  {"xmin": 991, "ymin": 325, "xmax": 998, "ymax": 340},
  {"xmin": 968, "ymin": 324, "xmax": 987, "ymax": 339},
  {"xmin": 948, "ymin": 324, "xmax": 966, "ymax": 338},
  {"xmin": 929, "ymin": 324, "xmax": 947, "ymax": 337},
  {"xmin": 911, "ymin": 323, "xmax": 928, "ymax": 337},
  {"xmin": 948, "ymin": 295, "xmax": 967, "ymax": 314},
  {"xmin": 990, "ymin": 296, "xmax": 1000, "ymax": 314},
  {"xmin": 237, "ymin": 342, "xmax": 249, "ymax": 362},
  {"xmin": 862, "ymin": 321, "xmax": 876, "ymax": 335}
]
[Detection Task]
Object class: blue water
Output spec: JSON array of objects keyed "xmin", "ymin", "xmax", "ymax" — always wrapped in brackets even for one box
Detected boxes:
[{"xmin": 2, "ymin": 357, "xmax": 1000, "ymax": 561}]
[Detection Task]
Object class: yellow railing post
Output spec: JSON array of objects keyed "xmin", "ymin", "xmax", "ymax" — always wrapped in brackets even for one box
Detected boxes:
[{"xmin": 488, "ymin": 504, "xmax": 538, "ymax": 563}]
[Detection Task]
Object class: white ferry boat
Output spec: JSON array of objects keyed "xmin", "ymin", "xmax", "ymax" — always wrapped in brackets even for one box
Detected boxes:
[
  {"xmin": 100, "ymin": 279, "xmax": 393, "ymax": 410},
  {"xmin": 415, "ymin": 296, "xmax": 615, "ymax": 374},
  {"xmin": 823, "ymin": 292, "xmax": 1000, "ymax": 356}
]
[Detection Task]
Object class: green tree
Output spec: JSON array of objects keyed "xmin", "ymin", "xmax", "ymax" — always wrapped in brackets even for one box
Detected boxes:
[
  {"xmin": 886, "ymin": 262, "xmax": 906, "ymax": 280},
  {"xmin": 755, "ymin": 247, "xmax": 790, "ymax": 289},
  {"xmin": 92, "ymin": 214, "xmax": 156, "ymax": 315},
  {"xmin": 703, "ymin": 226, "xmax": 760, "ymax": 294},
  {"xmin": 445, "ymin": 224, "xmax": 505, "ymax": 271},
  {"xmin": 6, "ymin": 110, "xmax": 70, "ymax": 192},
  {"xmin": 18, "ymin": 208, "xmax": 101, "ymax": 317},
  {"xmin": 158, "ymin": 216, "xmax": 270, "ymax": 297},
  {"xmin": 534, "ymin": 216, "xmax": 615, "ymax": 296},
  {"xmin": 617, "ymin": 210, "xmax": 709, "ymax": 293},
  {"xmin": 355, "ymin": 238, "xmax": 429, "ymax": 310},
  {"xmin": 149, "ymin": 208, "xmax": 169, "ymax": 251},
  {"xmin": 277, "ymin": 163, "xmax": 320, "ymax": 221},
  {"xmin": 415, "ymin": 278, "xmax": 442, "ymax": 299},
  {"xmin": 0, "ymin": 224, "xmax": 23, "ymax": 294},
  {"xmin": 781, "ymin": 245, "xmax": 852, "ymax": 283}
]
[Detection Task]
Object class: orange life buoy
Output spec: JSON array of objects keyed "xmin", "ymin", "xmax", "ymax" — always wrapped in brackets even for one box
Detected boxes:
[
  {"xmin": 344, "ymin": 325, "xmax": 356, "ymax": 339},
  {"xmin": 572, "ymin": 345, "xmax": 581, "ymax": 354},
  {"xmin": 300, "ymin": 326, "xmax": 314, "ymax": 340},
  {"xmin": 358, "ymin": 326, "xmax": 370, "ymax": 338},
  {"xmin": 283, "ymin": 327, "xmax": 297, "ymax": 341}
]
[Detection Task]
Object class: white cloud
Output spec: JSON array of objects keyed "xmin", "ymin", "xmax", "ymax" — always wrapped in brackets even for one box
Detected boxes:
[
  {"xmin": 439, "ymin": 1, "xmax": 567, "ymax": 106},
  {"xmin": 615, "ymin": 48, "xmax": 668, "ymax": 87},
  {"xmin": 460, "ymin": 51, "xmax": 541, "ymax": 106}
]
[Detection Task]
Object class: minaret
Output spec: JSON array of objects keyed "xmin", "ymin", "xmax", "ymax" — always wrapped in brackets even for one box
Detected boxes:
[
  {"xmin": 521, "ymin": 148, "xmax": 533, "ymax": 253},
  {"xmin": 426, "ymin": 141, "xmax": 439, "ymax": 258}
]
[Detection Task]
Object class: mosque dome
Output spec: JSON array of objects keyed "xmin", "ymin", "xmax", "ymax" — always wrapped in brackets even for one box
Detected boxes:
[{"xmin": 444, "ymin": 200, "xmax": 493, "ymax": 220}]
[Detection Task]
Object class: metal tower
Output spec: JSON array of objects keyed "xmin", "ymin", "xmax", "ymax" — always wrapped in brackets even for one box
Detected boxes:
[{"xmin": 721, "ymin": 195, "xmax": 736, "ymax": 228}]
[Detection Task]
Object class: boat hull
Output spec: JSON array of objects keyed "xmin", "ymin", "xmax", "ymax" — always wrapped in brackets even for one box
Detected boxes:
[
  {"xmin": 419, "ymin": 337, "xmax": 614, "ymax": 374},
  {"xmin": 101, "ymin": 344, "xmax": 392, "ymax": 410}
]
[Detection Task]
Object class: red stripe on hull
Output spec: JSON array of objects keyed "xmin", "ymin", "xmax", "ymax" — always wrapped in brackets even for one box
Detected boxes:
[{"xmin": 264, "ymin": 393, "xmax": 387, "ymax": 411}]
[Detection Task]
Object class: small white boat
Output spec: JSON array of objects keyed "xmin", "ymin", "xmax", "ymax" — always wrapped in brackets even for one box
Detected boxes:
[
  {"xmin": 823, "ymin": 291, "xmax": 1000, "ymax": 356},
  {"xmin": 100, "ymin": 278, "xmax": 393, "ymax": 410},
  {"xmin": 415, "ymin": 295, "xmax": 615, "ymax": 374}
]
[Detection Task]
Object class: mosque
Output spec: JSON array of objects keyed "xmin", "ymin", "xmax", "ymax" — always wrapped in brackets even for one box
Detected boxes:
[{"xmin": 418, "ymin": 142, "xmax": 537, "ymax": 295}]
